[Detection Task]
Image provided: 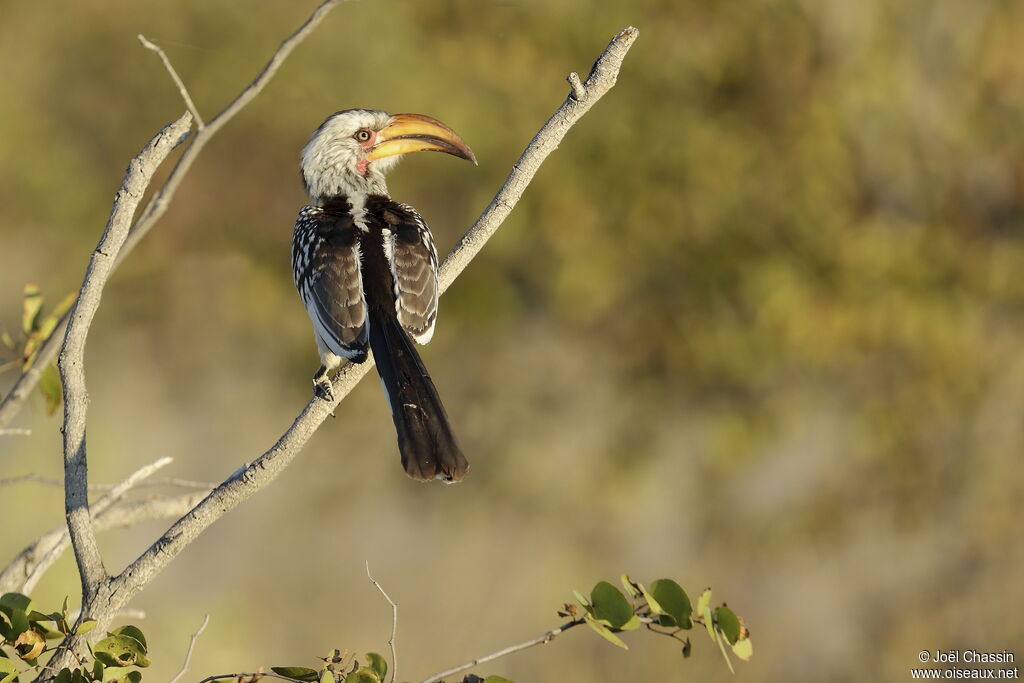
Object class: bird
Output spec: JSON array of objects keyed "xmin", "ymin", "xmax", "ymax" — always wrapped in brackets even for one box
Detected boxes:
[{"xmin": 291, "ymin": 109, "xmax": 475, "ymax": 482}]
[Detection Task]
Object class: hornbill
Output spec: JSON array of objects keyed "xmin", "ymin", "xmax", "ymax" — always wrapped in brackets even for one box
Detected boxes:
[{"xmin": 292, "ymin": 109, "xmax": 475, "ymax": 482}]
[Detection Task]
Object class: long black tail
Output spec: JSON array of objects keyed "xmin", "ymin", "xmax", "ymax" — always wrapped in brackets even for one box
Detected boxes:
[{"xmin": 368, "ymin": 312, "xmax": 468, "ymax": 482}]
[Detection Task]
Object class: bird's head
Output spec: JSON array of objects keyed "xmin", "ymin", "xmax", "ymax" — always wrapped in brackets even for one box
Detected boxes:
[{"xmin": 300, "ymin": 108, "xmax": 476, "ymax": 204}]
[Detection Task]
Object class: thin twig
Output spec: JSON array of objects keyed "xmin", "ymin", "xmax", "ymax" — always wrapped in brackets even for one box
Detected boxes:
[
  {"xmin": 196, "ymin": 674, "xmax": 296, "ymax": 683},
  {"xmin": 365, "ymin": 561, "xmax": 398, "ymax": 683},
  {"xmin": 0, "ymin": 0, "xmax": 356, "ymax": 432},
  {"xmin": 0, "ymin": 472, "xmax": 217, "ymax": 491},
  {"xmin": 22, "ymin": 458, "xmax": 176, "ymax": 593},
  {"xmin": 89, "ymin": 457, "xmax": 174, "ymax": 516},
  {"xmin": 418, "ymin": 619, "xmax": 584, "ymax": 683},
  {"xmin": 138, "ymin": 34, "xmax": 205, "ymax": 128},
  {"xmin": 0, "ymin": 490, "xmax": 210, "ymax": 595},
  {"xmin": 169, "ymin": 614, "xmax": 211, "ymax": 683}
]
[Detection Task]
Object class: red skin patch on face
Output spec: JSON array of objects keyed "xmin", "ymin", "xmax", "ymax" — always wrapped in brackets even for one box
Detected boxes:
[{"xmin": 356, "ymin": 130, "xmax": 377, "ymax": 176}]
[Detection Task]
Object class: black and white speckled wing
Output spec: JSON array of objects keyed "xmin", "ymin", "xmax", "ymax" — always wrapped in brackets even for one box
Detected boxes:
[
  {"xmin": 376, "ymin": 201, "xmax": 439, "ymax": 344},
  {"xmin": 292, "ymin": 205, "xmax": 368, "ymax": 361}
]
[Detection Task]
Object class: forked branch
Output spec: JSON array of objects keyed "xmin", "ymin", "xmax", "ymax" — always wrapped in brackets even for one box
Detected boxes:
[{"xmin": 33, "ymin": 19, "xmax": 638, "ymax": 678}]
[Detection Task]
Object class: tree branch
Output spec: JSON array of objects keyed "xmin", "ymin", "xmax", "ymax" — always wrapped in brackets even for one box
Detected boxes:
[
  {"xmin": 169, "ymin": 614, "xmax": 211, "ymax": 683},
  {"xmin": 103, "ymin": 26, "xmax": 638, "ymax": 619},
  {"xmin": 37, "ymin": 21, "xmax": 638, "ymax": 678},
  {"xmin": 418, "ymin": 619, "xmax": 584, "ymax": 683},
  {"xmin": 137, "ymin": 35, "xmax": 205, "ymax": 128},
  {"xmin": 0, "ymin": 0, "xmax": 355, "ymax": 432},
  {"xmin": 439, "ymin": 26, "xmax": 640, "ymax": 290},
  {"xmin": 59, "ymin": 116, "xmax": 193, "ymax": 604},
  {"xmin": 0, "ymin": 472, "xmax": 217, "ymax": 491},
  {"xmin": 0, "ymin": 490, "xmax": 209, "ymax": 595},
  {"xmin": 365, "ymin": 562, "xmax": 398, "ymax": 683},
  {"xmin": 8, "ymin": 458, "xmax": 184, "ymax": 594}
]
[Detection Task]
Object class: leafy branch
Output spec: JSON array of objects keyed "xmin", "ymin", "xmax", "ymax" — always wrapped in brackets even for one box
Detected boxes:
[
  {"xmin": 0, "ymin": 592, "xmax": 149, "ymax": 683},
  {"xmin": 204, "ymin": 574, "xmax": 751, "ymax": 683}
]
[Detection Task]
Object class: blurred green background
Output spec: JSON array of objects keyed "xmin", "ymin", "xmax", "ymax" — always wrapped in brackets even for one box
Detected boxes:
[{"xmin": 2, "ymin": 0, "xmax": 1023, "ymax": 681}]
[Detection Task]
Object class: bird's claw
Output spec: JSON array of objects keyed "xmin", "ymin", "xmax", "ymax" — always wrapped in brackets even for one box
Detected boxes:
[
  {"xmin": 314, "ymin": 376, "xmax": 334, "ymax": 402},
  {"xmin": 312, "ymin": 365, "xmax": 334, "ymax": 402}
]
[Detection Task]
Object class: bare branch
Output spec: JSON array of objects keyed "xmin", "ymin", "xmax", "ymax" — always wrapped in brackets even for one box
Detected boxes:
[
  {"xmin": 0, "ymin": 473, "xmax": 218, "ymax": 491},
  {"xmin": 439, "ymin": 26, "xmax": 640, "ymax": 291},
  {"xmin": 169, "ymin": 614, "xmax": 211, "ymax": 683},
  {"xmin": 59, "ymin": 116, "xmax": 193, "ymax": 604},
  {"xmin": 11, "ymin": 456, "xmax": 195, "ymax": 595},
  {"xmin": 365, "ymin": 561, "xmax": 398, "ymax": 683},
  {"xmin": 0, "ymin": 490, "xmax": 209, "ymax": 595},
  {"xmin": 87, "ymin": 457, "xmax": 174, "ymax": 517},
  {"xmin": 138, "ymin": 34, "xmax": 205, "ymax": 128},
  {"xmin": 0, "ymin": 0, "xmax": 355, "ymax": 431},
  {"xmin": 100, "ymin": 27, "xmax": 638, "ymax": 621},
  {"xmin": 418, "ymin": 619, "xmax": 584, "ymax": 683}
]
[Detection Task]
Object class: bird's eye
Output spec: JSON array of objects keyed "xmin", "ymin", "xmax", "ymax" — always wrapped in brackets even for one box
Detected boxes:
[{"xmin": 354, "ymin": 129, "xmax": 372, "ymax": 142}]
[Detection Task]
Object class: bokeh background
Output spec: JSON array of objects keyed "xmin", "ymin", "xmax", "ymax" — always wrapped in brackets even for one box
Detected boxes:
[{"xmin": 2, "ymin": 0, "xmax": 1024, "ymax": 681}]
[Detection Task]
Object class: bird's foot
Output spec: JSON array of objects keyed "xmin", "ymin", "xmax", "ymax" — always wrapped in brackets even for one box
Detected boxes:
[{"xmin": 312, "ymin": 366, "xmax": 334, "ymax": 402}]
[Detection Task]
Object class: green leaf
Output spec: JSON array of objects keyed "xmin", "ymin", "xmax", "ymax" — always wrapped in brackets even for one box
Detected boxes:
[
  {"xmin": 318, "ymin": 669, "xmax": 333, "ymax": 683},
  {"xmin": 55, "ymin": 668, "xmax": 72, "ymax": 683},
  {"xmin": 618, "ymin": 614, "xmax": 641, "ymax": 631},
  {"xmin": 589, "ymin": 581, "xmax": 633, "ymax": 630},
  {"xmin": 0, "ymin": 657, "xmax": 16, "ymax": 683},
  {"xmin": 111, "ymin": 626, "xmax": 147, "ymax": 652},
  {"xmin": 93, "ymin": 635, "xmax": 147, "ymax": 668},
  {"xmin": 1, "ymin": 608, "xmax": 30, "ymax": 641},
  {"xmin": 695, "ymin": 588, "xmax": 712, "ymax": 615},
  {"xmin": 619, "ymin": 574, "xmax": 641, "ymax": 599},
  {"xmin": 649, "ymin": 579, "xmax": 691, "ymax": 629},
  {"xmin": 38, "ymin": 364, "xmax": 62, "ymax": 416},
  {"xmin": 482, "ymin": 677, "xmax": 516, "ymax": 683},
  {"xmin": 38, "ymin": 624, "xmax": 65, "ymax": 640},
  {"xmin": 0, "ymin": 595, "xmax": 31, "ymax": 613},
  {"xmin": 77, "ymin": 621, "xmax": 97, "ymax": 636},
  {"xmin": 681, "ymin": 638, "xmax": 692, "ymax": 658},
  {"xmin": 714, "ymin": 606, "xmax": 741, "ymax": 645},
  {"xmin": 21, "ymin": 284, "xmax": 42, "ymax": 336},
  {"xmin": 572, "ymin": 590, "xmax": 590, "ymax": 609},
  {"xmin": 94, "ymin": 659, "xmax": 104, "ymax": 681},
  {"xmin": 102, "ymin": 666, "xmax": 131, "ymax": 683},
  {"xmin": 1, "ymin": 331, "xmax": 14, "ymax": 350},
  {"xmin": 638, "ymin": 583, "xmax": 664, "ymax": 616},
  {"xmin": 125, "ymin": 672, "xmax": 142, "ymax": 683},
  {"xmin": 712, "ymin": 624, "xmax": 735, "ymax": 675},
  {"xmin": 36, "ymin": 292, "xmax": 76, "ymax": 342},
  {"xmin": 365, "ymin": 653, "xmax": 386, "ymax": 681},
  {"xmin": 583, "ymin": 613, "xmax": 628, "ymax": 650},
  {"xmin": 342, "ymin": 668, "xmax": 379, "ymax": 683},
  {"xmin": 731, "ymin": 636, "xmax": 753, "ymax": 661},
  {"xmin": 271, "ymin": 667, "xmax": 321, "ymax": 682},
  {"xmin": 701, "ymin": 605, "xmax": 715, "ymax": 642}
]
